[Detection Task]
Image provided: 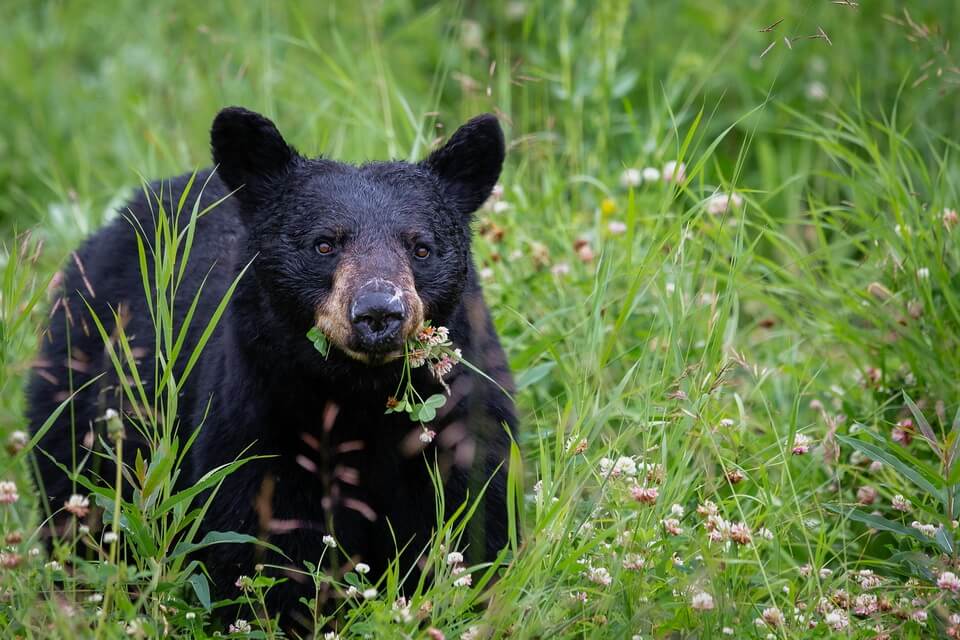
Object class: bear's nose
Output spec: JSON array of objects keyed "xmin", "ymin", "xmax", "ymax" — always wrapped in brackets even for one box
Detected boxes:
[{"xmin": 350, "ymin": 290, "xmax": 405, "ymax": 349}]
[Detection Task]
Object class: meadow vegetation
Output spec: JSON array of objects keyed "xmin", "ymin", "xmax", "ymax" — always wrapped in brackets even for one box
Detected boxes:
[{"xmin": 2, "ymin": 1, "xmax": 960, "ymax": 637}]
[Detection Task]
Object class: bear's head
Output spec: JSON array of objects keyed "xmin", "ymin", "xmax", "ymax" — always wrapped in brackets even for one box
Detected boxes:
[{"xmin": 211, "ymin": 107, "xmax": 504, "ymax": 371}]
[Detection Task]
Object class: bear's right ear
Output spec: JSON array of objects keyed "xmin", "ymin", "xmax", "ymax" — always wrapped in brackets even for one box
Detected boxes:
[{"xmin": 210, "ymin": 106, "xmax": 298, "ymax": 205}]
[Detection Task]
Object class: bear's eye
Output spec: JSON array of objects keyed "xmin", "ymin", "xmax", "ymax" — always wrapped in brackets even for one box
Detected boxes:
[
  {"xmin": 315, "ymin": 240, "xmax": 335, "ymax": 256},
  {"xmin": 413, "ymin": 244, "xmax": 430, "ymax": 260}
]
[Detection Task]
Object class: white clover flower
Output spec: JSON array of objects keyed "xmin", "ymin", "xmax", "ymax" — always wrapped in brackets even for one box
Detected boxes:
[
  {"xmin": 453, "ymin": 573, "xmax": 473, "ymax": 588},
  {"xmin": 691, "ymin": 591, "xmax": 715, "ymax": 611},
  {"xmin": 446, "ymin": 551, "xmax": 464, "ymax": 565},
  {"xmin": 64, "ymin": 494, "xmax": 89, "ymax": 518},
  {"xmin": 362, "ymin": 588, "xmax": 378, "ymax": 600},
  {"xmin": 670, "ymin": 503, "xmax": 685, "ymax": 517},
  {"xmin": 824, "ymin": 608, "xmax": 849, "ymax": 630},
  {"xmin": 354, "ymin": 562, "xmax": 370, "ymax": 575},
  {"xmin": 322, "ymin": 535, "xmax": 337, "ymax": 548},
  {"xmin": 892, "ymin": 494, "xmax": 911, "ymax": 512},
  {"xmin": 229, "ymin": 619, "xmax": 252, "ymax": 633},
  {"xmin": 0, "ymin": 481, "xmax": 19, "ymax": 505},
  {"xmin": 608, "ymin": 220, "xmax": 628, "ymax": 235},
  {"xmin": 642, "ymin": 167, "xmax": 661, "ymax": 182},
  {"xmin": 585, "ymin": 566, "xmax": 613, "ymax": 586},
  {"xmin": 662, "ymin": 161, "xmax": 686, "ymax": 183},
  {"xmin": 705, "ymin": 192, "xmax": 743, "ymax": 215},
  {"xmin": 620, "ymin": 168, "xmax": 642, "ymax": 188},
  {"xmin": 103, "ymin": 531, "xmax": 118, "ymax": 544},
  {"xmin": 805, "ymin": 81, "xmax": 827, "ymax": 102},
  {"xmin": 939, "ymin": 571, "xmax": 960, "ymax": 592},
  {"xmin": 345, "ymin": 586, "xmax": 359, "ymax": 598},
  {"xmin": 613, "ymin": 456, "xmax": 637, "ymax": 477}
]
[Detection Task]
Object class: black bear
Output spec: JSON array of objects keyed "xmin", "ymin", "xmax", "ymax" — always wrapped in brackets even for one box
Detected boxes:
[{"xmin": 27, "ymin": 107, "xmax": 516, "ymax": 629}]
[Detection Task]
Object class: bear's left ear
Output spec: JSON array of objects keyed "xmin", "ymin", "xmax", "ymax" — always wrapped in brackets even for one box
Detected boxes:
[
  {"xmin": 422, "ymin": 114, "xmax": 505, "ymax": 217},
  {"xmin": 210, "ymin": 106, "xmax": 299, "ymax": 207}
]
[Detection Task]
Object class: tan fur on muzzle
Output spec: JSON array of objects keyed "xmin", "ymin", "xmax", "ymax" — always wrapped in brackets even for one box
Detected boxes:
[{"xmin": 313, "ymin": 256, "xmax": 424, "ymax": 363}]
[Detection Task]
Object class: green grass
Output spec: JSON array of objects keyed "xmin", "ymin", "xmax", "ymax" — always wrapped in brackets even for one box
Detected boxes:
[{"xmin": 2, "ymin": 0, "xmax": 960, "ymax": 637}]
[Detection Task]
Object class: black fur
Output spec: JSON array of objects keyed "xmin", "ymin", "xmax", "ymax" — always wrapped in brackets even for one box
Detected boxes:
[{"xmin": 27, "ymin": 108, "xmax": 516, "ymax": 630}]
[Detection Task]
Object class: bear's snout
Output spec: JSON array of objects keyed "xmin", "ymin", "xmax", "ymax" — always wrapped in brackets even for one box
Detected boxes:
[{"xmin": 349, "ymin": 279, "xmax": 406, "ymax": 352}]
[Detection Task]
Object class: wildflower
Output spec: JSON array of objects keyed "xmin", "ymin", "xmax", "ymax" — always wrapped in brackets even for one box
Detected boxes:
[
  {"xmin": 235, "ymin": 575, "xmax": 253, "ymax": 591},
  {"xmin": 917, "ymin": 267, "xmax": 930, "ymax": 280},
  {"xmin": 103, "ymin": 531, "xmax": 118, "ymax": 544},
  {"xmin": 757, "ymin": 527, "xmax": 774, "ymax": 541},
  {"xmin": 323, "ymin": 633, "xmax": 340, "ymax": 640},
  {"xmin": 670, "ymin": 503, "xmax": 685, "ymax": 517},
  {"xmin": 939, "ymin": 571, "xmax": 960, "ymax": 593},
  {"xmin": 27, "ymin": 546, "xmax": 39, "ymax": 557},
  {"xmin": 608, "ymin": 220, "xmax": 627, "ymax": 235},
  {"xmin": 718, "ymin": 418, "xmax": 735, "ymax": 428},
  {"xmin": 5, "ymin": 431, "xmax": 28, "ymax": 455},
  {"xmin": 662, "ymin": 161, "xmax": 686, "ymax": 183},
  {"xmin": 586, "ymin": 566, "xmax": 613, "ymax": 586},
  {"xmin": 427, "ymin": 628, "xmax": 446, "ymax": 640},
  {"xmin": 461, "ymin": 627, "xmax": 481, "ymax": 640},
  {"xmin": 185, "ymin": 612, "xmax": 196, "ymax": 621},
  {"xmin": 0, "ymin": 552, "xmax": 21, "ymax": 568},
  {"xmin": 819, "ymin": 567, "xmax": 833, "ymax": 578},
  {"xmin": 721, "ymin": 628, "xmax": 734, "ymax": 636},
  {"xmin": 691, "ymin": 591, "xmax": 715, "ymax": 611},
  {"xmin": 856, "ymin": 569, "xmax": 882, "ymax": 589},
  {"xmin": 760, "ymin": 607, "xmax": 784, "ymax": 627},
  {"xmin": 853, "ymin": 593, "xmax": 879, "ymax": 616},
  {"xmin": 419, "ymin": 429, "xmax": 436, "ymax": 444},
  {"xmin": 944, "ymin": 208, "xmax": 959, "ymax": 231},
  {"xmin": 550, "ymin": 262, "xmax": 571, "ymax": 276},
  {"xmin": 729, "ymin": 522, "xmax": 752, "ymax": 545},
  {"xmin": 891, "ymin": 421, "xmax": 913, "ymax": 446},
  {"xmin": 354, "ymin": 562, "xmax": 370, "ymax": 575},
  {"xmin": 911, "ymin": 609, "xmax": 928, "ymax": 623},
  {"xmin": 805, "ymin": 81, "xmax": 827, "ymax": 101},
  {"xmin": 87, "ymin": 593, "xmax": 103, "ymax": 603},
  {"xmin": 64, "ymin": 494, "xmax": 89, "ymax": 518},
  {"xmin": 0, "ymin": 481, "xmax": 19, "ymax": 505},
  {"xmin": 725, "ymin": 469, "xmax": 745, "ymax": 484},
  {"xmin": 45, "ymin": 561, "xmax": 62, "ymax": 571},
  {"xmin": 825, "ymin": 608, "xmax": 849, "ymax": 630},
  {"xmin": 574, "ymin": 239, "xmax": 595, "ymax": 263},
  {"xmin": 911, "ymin": 521, "xmax": 938, "ymax": 537},
  {"xmin": 620, "ymin": 168, "xmax": 642, "ymax": 188},
  {"xmin": 792, "ymin": 433, "xmax": 812, "ymax": 455},
  {"xmin": 892, "ymin": 494, "xmax": 911, "ymax": 512},
  {"xmin": 642, "ymin": 167, "xmax": 660, "ymax": 182},
  {"xmin": 345, "ymin": 586, "xmax": 359, "ymax": 598},
  {"xmin": 479, "ymin": 267, "xmax": 493, "ymax": 280},
  {"xmin": 613, "ymin": 456, "xmax": 637, "ymax": 477},
  {"xmin": 622, "ymin": 553, "xmax": 645, "ymax": 570},
  {"xmin": 453, "ymin": 573, "xmax": 472, "ymax": 588},
  {"xmin": 446, "ymin": 551, "xmax": 464, "ymax": 565},
  {"xmin": 857, "ymin": 486, "xmax": 878, "ymax": 505},
  {"xmin": 570, "ymin": 591, "xmax": 589, "ymax": 603},
  {"xmin": 229, "ymin": 619, "xmax": 251, "ymax": 633},
  {"xmin": 430, "ymin": 351, "xmax": 460, "ymax": 379},
  {"xmin": 662, "ymin": 518, "xmax": 683, "ymax": 536},
  {"xmin": 322, "ymin": 534, "xmax": 337, "ymax": 548},
  {"xmin": 705, "ymin": 192, "xmax": 743, "ymax": 215},
  {"xmin": 362, "ymin": 588, "xmax": 378, "ymax": 600},
  {"xmin": 600, "ymin": 198, "xmax": 617, "ymax": 216},
  {"xmin": 696, "ymin": 500, "xmax": 718, "ymax": 517},
  {"xmin": 799, "ymin": 564, "xmax": 812, "ymax": 577}
]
